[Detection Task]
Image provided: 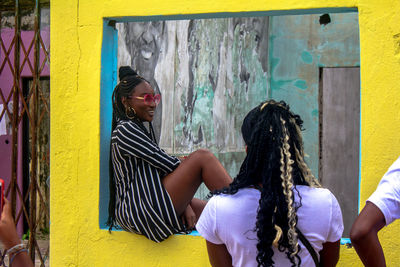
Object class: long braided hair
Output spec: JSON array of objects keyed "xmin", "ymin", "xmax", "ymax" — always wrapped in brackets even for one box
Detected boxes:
[
  {"xmin": 106, "ymin": 66, "xmax": 158, "ymax": 230},
  {"xmin": 213, "ymin": 100, "xmax": 320, "ymax": 266}
]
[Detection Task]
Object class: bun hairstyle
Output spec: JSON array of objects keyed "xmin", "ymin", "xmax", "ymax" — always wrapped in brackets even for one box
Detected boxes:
[
  {"xmin": 107, "ymin": 66, "xmax": 155, "ymax": 230},
  {"xmin": 119, "ymin": 66, "xmax": 138, "ymax": 80},
  {"xmin": 111, "ymin": 66, "xmax": 147, "ymax": 126},
  {"xmin": 212, "ymin": 100, "xmax": 320, "ymax": 267}
]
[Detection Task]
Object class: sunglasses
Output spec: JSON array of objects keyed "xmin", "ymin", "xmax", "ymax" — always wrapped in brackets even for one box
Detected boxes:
[{"xmin": 131, "ymin": 94, "xmax": 161, "ymax": 105}]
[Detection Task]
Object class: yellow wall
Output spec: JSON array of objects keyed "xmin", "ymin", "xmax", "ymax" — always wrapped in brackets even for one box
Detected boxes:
[{"xmin": 51, "ymin": 0, "xmax": 400, "ymax": 266}]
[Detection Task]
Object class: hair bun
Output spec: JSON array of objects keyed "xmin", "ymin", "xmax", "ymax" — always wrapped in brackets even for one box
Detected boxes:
[
  {"xmin": 242, "ymin": 106, "xmax": 260, "ymax": 145},
  {"xmin": 119, "ymin": 66, "xmax": 138, "ymax": 81}
]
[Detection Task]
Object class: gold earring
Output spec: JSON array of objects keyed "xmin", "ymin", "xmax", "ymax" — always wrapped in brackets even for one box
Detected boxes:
[{"xmin": 125, "ymin": 106, "xmax": 136, "ymax": 119}]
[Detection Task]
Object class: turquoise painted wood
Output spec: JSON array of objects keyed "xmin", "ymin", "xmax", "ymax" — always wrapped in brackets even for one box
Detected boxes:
[{"xmin": 268, "ymin": 12, "xmax": 360, "ymax": 177}]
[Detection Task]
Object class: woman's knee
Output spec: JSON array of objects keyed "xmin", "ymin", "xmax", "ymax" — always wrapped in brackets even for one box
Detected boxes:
[{"xmin": 190, "ymin": 149, "xmax": 215, "ymax": 161}]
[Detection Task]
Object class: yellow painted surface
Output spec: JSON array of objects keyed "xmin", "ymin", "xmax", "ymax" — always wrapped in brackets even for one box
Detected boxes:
[{"xmin": 51, "ymin": 0, "xmax": 400, "ymax": 266}]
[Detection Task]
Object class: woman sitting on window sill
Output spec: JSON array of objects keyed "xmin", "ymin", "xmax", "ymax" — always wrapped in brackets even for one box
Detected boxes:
[{"xmin": 107, "ymin": 66, "xmax": 232, "ymax": 243}]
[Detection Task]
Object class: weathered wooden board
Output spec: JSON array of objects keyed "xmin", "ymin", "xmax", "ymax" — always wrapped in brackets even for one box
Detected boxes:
[{"xmin": 320, "ymin": 67, "xmax": 360, "ymax": 237}]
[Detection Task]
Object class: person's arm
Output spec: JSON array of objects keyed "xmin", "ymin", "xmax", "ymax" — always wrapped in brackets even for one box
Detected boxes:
[
  {"xmin": 114, "ymin": 122, "xmax": 180, "ymax": 172},
  {"xmin": 196, "ymin": 197, "xmax": 231, "ymax": 266},
  {"xmin": 320, "ymin": 190, "xmax": 343, "ymax": 267},
  {"xmin": 319, "ymin": 240, "xmax": 340, "ymax": 267},
  {"xmin": 206, "ymin": 241, "xmax": 232, "ymax": 267},
  {"xmin": 181, "ymin": 203, "xmax": 196, "ymax": 229},
  {"xmin": 350, "ymin": 201, "xmax": 386, "ymax": 267},
  {"xmin": 0, "ymin": 199, "xmax": 34, "ymax": 267}
]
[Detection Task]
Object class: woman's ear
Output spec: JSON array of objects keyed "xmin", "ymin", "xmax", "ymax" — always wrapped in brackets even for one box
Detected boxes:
[{"xmin": 121, "ymin": 96, "xmax": 128, "ymax": 107}]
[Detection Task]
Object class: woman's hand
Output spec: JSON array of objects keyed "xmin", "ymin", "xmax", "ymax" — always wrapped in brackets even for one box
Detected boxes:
[
  {"xmin": 181, "ymin": 204, "xmax": 197, "ymax": 230},
  {"xmin": 179, "ymin": 156, "xmax": 188, "ymax": 163},
  {"xmin": 0, "ymin": 198, "xmax": 21, "ymax": 249},
  {"xmin": 0, "ymin": 198, "xmax": 34, "ymax": 267}
]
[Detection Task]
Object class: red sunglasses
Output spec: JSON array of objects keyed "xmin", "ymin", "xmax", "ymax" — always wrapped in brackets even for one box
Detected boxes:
[{"xmin": 131, "ymin": 94, "xmax": 161, "ymax": 105}]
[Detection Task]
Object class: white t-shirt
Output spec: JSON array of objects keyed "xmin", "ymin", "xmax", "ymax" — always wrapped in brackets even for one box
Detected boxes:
[
  {"xmin": 197, "ymin": 186, "xmax": 343, "ymax": 267},
  {"xmin": 368, "ymin": 156, "xmax": 400, "ymax": 225}
]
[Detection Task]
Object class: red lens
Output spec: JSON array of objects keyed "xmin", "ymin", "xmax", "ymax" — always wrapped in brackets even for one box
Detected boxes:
[
  {"xmin": 143, "ymin": 94, "xmax": 161, "ymax": 105},
  {"xmin": 154, "ymin": 94, "xmax": 161, "ymax": 105},
  {"xmin": 143, "ymin": 94, "xmax": 153, "ymax": 104}
]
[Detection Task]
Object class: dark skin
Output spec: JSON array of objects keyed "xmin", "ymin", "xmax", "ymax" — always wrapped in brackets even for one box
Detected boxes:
[
  {"xmin": 320, "ymin": 240, "xmax": 341, "ymax": 267},
  {"xmin": 350, "ymin": 202, "xmax": 386, "ymax": 267},
  {"xmin": 122, "ymin": 81, "xmax": 232, "ymax": 228},
  {"xmin": 0, "ymin": 199, "xmax": 34, "ymax": 267},
  {"xmin": 122, "ymin": 81, "xmax": 157, "ymax": 122},
  {"xmin": 206, "ymin": 241, "xmax": 232, "ymax": 267}
]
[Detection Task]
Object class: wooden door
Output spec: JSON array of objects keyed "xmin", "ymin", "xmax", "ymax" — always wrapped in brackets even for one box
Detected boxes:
[{"xmin": 320, "ymin": 67, "xmax": 360, "ymax": 237}]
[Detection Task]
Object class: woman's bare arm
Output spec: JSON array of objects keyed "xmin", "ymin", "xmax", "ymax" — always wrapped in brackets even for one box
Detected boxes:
[
  {"xmin": 350, "ymin": 202, "xmax": 386, "ymax": 267},
  {"xmin": 319, "ymin": 240, "xmax": 340, "ymax": 267},
  {"xmin": 206, "ymin": 241, "xmax": 232, "ymax": 267}
]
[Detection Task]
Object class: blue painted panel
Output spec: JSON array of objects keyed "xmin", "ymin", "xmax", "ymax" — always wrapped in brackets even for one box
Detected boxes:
[
  {"xmin": 340, "ymin": 238, "xmax": 351, "ymax": 245},
  {"xmin": 99, "ymin": 19, "xmax": 118, "ymax": 228}
]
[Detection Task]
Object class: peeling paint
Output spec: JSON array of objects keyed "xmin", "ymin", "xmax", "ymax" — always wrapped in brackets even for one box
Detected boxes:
[
  {"xmin": 294, "ymin": 79, "xmax": 308, "ymax": 89},
  {"xmin": 301, "ymin": 50, "xmax": 313, "ymax": 64},
  {"xmin": 118, "ymin": 17, "xmax": 268, "ymax": 161},
  {"xmin": 311, "ymin": 108, "xmax": 319, "ymax": 118}
]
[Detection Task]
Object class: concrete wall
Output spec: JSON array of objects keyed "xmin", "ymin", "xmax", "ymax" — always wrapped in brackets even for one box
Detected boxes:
[{"xmin": 51, "ymin": 0, "xmax": 400, "ymax": 266}]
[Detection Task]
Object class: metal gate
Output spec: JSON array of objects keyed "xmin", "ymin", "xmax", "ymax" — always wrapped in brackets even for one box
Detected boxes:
[{"xmin": 0, "ymin": 0, "xmax": 50, "ymax": 266}]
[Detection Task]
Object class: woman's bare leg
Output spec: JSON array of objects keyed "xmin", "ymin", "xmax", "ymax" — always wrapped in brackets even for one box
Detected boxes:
[{"xmin": 162, "ymin": 149, "xmax": 232, "ymax": 215}]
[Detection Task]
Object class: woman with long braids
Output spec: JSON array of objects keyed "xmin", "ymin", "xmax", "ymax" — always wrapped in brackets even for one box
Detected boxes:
[
  {"xmin": 107, "ymin": 66, "xmax": 232, "ymax": 243},
  {"xmin": 197, "ymin": 100, "xmax": 344, "ymax": 266}
]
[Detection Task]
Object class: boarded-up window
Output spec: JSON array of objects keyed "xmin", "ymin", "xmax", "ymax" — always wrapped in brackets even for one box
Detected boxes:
[{"xmin": 319, "ymin": 67, "xmax": 360, "ymax": 237}]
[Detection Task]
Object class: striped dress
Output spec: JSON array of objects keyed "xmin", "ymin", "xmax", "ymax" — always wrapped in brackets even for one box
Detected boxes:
[{"xmin": 111, "ymin": 119, "xmax": 186, "ymax": 242}]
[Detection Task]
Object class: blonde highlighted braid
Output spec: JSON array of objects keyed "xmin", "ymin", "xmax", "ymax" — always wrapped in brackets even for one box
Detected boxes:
[
  {"xmin": 279, "ymin": 118, "xmax": 300, "ymax": 259},
  {"xmin": 294, "ymin": 145, "xmax": 321, "ymax": 187},
  {"xmin": 291, "ymin": 119, "xmax": 321, "ymax": 187},
  {"xmin": 272, "ymin": 224, "xmax": 283, "ymax": 248}
]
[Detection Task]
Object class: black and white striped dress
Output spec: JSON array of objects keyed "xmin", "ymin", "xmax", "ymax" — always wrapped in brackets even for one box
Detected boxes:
[{"xmin": 111, "ymin": 119, "xmax": 186, "ymax": 242}]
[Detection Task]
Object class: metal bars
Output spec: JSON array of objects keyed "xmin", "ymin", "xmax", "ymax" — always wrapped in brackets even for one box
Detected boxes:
[{"xmin": 0, "ymin": 0, "xmax": 50, "ymax": 266}]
